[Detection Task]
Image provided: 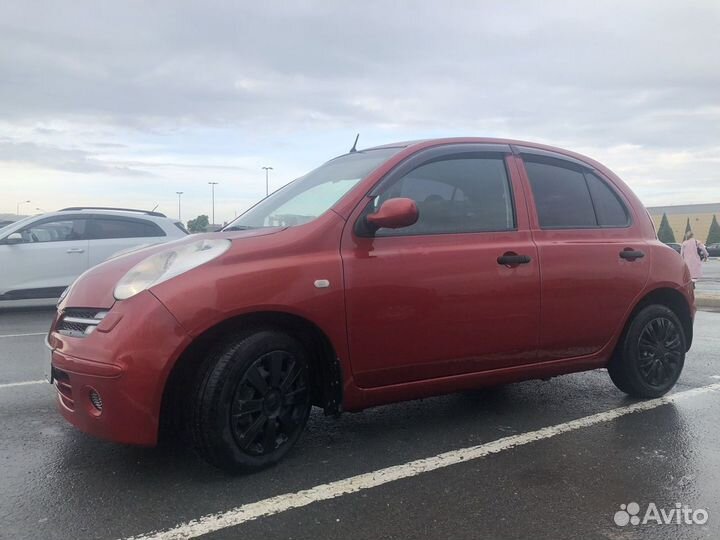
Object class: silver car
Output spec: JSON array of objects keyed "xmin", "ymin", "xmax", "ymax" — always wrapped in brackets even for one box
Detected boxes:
[{"xmin": 0, "ymin": 207, "xmax": 187, "ymax": 307}]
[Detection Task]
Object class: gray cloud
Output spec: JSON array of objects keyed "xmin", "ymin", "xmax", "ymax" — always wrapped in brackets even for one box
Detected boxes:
[
  {"xmin": 0, "ymin": 139, "xmax": 150, "ymax": 175},
  {"xmin": 0, "ymin": 0, "xmax": 718, "ymax": 213},
  {"xmin": 0, "ymin": 1, "xmax": 717, "ymax": 144}
]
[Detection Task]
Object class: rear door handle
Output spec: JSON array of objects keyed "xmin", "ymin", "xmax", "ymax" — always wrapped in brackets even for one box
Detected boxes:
[
  {"xmin": 619, "ymin": 249, "xmax": 644, "ymax": 261},
  {"xmin": 66, "ymin": 248, "xmax": 85, "ymax": 254},
  {"xmin": 497, "ymin": 253, "xmax": 531, "ymax": 266}
]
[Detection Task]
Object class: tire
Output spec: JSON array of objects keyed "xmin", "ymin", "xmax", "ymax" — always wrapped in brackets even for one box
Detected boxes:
[
  {"xmin": 189, "ymin": 329, "xmax": 312, "ymax": 472},
  {"xmin": 608, "ymin": 304, "xmax": 686, "ymax": 398}
]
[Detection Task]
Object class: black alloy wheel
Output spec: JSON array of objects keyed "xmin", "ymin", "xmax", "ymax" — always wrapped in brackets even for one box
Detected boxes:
[
  {"xmin": 608, "ymin": 304, "xmax": 686, "ymax": 398},
  {"xmin": 230, "ymin": 350, "xmax": 309, "ymax": 456},
  {"xmin": 636, "ymin": 317, "xmax": 683, "ymax": 388},
  {"xmin": 190, "ymin": 329, "xmax": 312, "ymax": 471}
]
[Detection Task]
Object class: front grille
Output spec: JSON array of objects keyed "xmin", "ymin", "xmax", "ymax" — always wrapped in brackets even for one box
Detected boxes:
[
  {"xmin": 60, "ymin": 321, "xmax": 88, "ymax": 333},
  {"xmin": 57, "ymin": 308, "xmax": 108, "ymax": 337},
  {"xmin": 62, "ymin": 309, "xmax": 99, "ymax": 320}
]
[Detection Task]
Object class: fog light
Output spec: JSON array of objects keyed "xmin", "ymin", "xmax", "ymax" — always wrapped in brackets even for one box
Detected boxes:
[{"xmin": 89, "ymin": 389, "xmax": 103, "ymax": 411}]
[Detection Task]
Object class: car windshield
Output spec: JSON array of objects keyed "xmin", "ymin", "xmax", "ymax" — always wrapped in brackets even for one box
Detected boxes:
[{"xmin": 223, "ymin": 148, "xmax": 401, "ymax": 230}]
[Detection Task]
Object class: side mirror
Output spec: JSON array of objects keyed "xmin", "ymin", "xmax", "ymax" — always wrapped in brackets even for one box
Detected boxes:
[
  {"xmin": 365, "ymin": 198, "xmax": 419, "ymax": 233},
  {"xmin": 3, "ymin": 232, "xmax": 23, "ymax": 245}
]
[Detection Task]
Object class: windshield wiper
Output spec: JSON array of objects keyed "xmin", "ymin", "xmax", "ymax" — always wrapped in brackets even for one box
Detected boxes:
[{"xmin": 223, "ymin": 225, "xmax": 256, "ymax": 231}]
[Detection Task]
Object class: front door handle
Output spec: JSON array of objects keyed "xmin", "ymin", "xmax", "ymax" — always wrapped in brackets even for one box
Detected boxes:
[
  {"xmin": 66, "ymin": 248, "xmax": 85, "ymax": 254},
  {"xmin": 497, "ymin": 253, "xmax": 531, "ymax": 266},
  {"xmin": 619, "ymin": 249, "xmax": 644, "ymax": 261}
]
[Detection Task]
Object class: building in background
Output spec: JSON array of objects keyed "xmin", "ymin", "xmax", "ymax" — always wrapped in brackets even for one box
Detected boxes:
[{"xmin": 647, "ymin": 203, "xmax": 720, "ymax": 244}]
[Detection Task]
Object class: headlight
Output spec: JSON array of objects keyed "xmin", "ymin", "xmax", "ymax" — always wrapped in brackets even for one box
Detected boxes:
[{"xmin": 113, "ymin": 238, "xmax": 231, "ymax": 300}]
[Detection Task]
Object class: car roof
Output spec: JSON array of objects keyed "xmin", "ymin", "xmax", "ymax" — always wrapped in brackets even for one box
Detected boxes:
[
  {"xmin": 327, "ymin": 137, "xmax": 604, "ymax": 172},
  {"xmin": 360, "ymin": 136, "xmax": 619, "ymax": 179},
  {"xmin": 45, "ymin": 208, "xmax": 172, "ymax": 221},
  {"xmin": 57, "ymin": 206, "xmax": 167, "ymax": 218},
  {"xmin": 0, "ymin": 208, "xmax": 179, "ymax": 235},
  {"xmin": 365, "ymin": 137, "xmax": 591, "ymax": 159}
]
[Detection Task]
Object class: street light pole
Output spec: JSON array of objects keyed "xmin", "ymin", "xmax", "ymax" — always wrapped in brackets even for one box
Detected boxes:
[
  {"xmin": 208, "ymin": 182, "xmax": 219, "ymax": 226},
  {"xmin": 262, "ymin": 166, "xmax": 273, "ymax": 197},
  {"xmin": 176, "ymin": 192, "xmax": 184, "ymax": 221},
  {"xmin": 16, "ymin": 200, "xmax": 30, "ymax": 215}
]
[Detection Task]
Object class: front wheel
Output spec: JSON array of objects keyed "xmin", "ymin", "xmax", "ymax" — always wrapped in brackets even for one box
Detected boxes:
[
  {"xmin": 190, "ymin": 329, "xmax": 312, "ymax": 471},
  {"xmin": 608, "ymin": 304, "xmax": 686, "ymax": 398}
]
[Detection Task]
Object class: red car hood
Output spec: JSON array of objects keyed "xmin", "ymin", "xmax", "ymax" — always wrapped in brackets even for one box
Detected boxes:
[{"xmin": 60, "ymin": 228, "xmax": 283, "ymax": 309}]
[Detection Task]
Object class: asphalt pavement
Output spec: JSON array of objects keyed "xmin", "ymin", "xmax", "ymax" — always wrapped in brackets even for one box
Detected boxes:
[{"xmin": 1, "ymin": 307, "xmax": 719, "ymax": 539}]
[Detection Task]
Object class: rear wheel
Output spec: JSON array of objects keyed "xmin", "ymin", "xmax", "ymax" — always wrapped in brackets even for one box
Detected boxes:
[
  {"xmin": 608, "ymin": 304, "xmax": 686, "ymax": 398},
  {"xmin": 190, "ymin": 329, "xmax": 312, "ymax": 471}
]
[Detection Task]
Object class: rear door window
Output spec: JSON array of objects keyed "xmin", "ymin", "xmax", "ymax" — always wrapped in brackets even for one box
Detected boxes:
[
  {"xmin": 524, "ymin": 160, "xmax": 596, "ymax": 228},
  {"xmin": 90, "ymin": 218, "xmax": 166, "ymax": 239},
  {"xmin": 524, "ymin": 157, "xmax": 631, "ymax": 229}
]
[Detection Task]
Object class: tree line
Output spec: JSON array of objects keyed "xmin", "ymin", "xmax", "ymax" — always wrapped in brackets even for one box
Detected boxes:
[{"xmin": 657, "ymin": 213, "xmax": 720, "ymax": 245}]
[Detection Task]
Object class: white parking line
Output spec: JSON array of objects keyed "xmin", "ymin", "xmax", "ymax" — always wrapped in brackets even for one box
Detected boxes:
[
  {"xmin": 0, "ymin": 332, "xmax": 46, "ymax": 339},
  {"xmin": 0, "ymin": 380, "xmax": 46, "ymax": 389},
  {"xmin": 124, "ymin": 381, "xmax": 720, "ymax": 540}
]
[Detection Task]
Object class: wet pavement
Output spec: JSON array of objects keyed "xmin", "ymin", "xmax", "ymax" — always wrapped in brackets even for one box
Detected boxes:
[
  {"xmin": 1, "ymin": 308, "xmax": 719, "ymax": 539},
  {"xmin": 696, "ymin": 258, "xmax": 720, "ymax": 294}
]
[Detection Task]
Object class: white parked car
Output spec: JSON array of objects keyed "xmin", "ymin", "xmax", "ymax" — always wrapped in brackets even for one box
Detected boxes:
[{"xmin": 0, "ymin": 207, "xmax": 187, "ymax": 307}]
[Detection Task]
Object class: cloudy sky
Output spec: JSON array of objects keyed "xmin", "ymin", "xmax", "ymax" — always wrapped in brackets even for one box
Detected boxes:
[{"xmin": 1, "ymin": 0, "xmax": 718, "ymax": 223}]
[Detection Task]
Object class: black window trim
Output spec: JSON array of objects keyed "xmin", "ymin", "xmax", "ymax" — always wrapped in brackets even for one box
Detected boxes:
[
  {"xmin": 355, "ymin": 143, "xmax": 518, "ymax": 238},
  {"xmin": 511, "ymin": 145, "xmax": 592, "ymax": 169},
  {"xmin": 518, "ymin": 150, "xmax": 633, "ymax": 230}
]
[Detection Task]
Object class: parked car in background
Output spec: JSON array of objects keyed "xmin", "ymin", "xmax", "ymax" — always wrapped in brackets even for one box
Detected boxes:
[
  {"xmin": 0, "ymin": 207, "xmax": 187, "ymax": 307},
  {"xmin": 706, "ymin": 243, "xmax": 720, "ymax": 257},
  {"xmin": 48, "ymin": 138, "xmax": 694, "ymax": 471},
  {"xmin": 0, "ymin": 215, "xmax": 24, "ymax": 229},
  {"xmin": 665, "ymin": 242, "xmax": 682, "ymax": 254}
]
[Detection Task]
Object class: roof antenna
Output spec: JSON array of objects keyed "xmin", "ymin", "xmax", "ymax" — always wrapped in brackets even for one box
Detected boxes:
[
  {"xmin": 349, "ymin": 133, "xmax": 360, "ymax": 153},
  {"xmin": 151, "ymin": 203, "xmax": 159, "ymax": 212}
]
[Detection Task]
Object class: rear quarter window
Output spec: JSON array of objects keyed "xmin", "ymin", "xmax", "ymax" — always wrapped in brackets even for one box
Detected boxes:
[
  {"xmin": 174, "ymin": 221, "xmax": 189, "ymax": 234},
  {"xmin": 585, "ymin": 172, "xmax": 630, "ymax": 227}
]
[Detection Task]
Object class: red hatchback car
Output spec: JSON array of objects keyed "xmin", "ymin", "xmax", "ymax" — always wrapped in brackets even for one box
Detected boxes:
[{"xmin": 47, "ymin": 138, "xmax": 695, "ymax": 471}]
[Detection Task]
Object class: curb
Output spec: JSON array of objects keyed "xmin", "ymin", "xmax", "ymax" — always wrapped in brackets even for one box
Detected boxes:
[{"xmin": 696, "ymin": 293, "xmax": 720, "ymax": 309}]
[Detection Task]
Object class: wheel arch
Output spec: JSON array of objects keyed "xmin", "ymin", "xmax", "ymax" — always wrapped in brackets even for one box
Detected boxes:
[
  {"xmin": 620, "ymin": 287, "xmax": 693, "ymax": 353},
  {"xmin": 159, "ymin": 310, "xmax": 343, "ymax": 437}
]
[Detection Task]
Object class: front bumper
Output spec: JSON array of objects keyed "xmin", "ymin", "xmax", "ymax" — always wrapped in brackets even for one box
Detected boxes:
[{"xmin": 48, "ymin": 291, "xmax": 191, "ymax": 446}]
